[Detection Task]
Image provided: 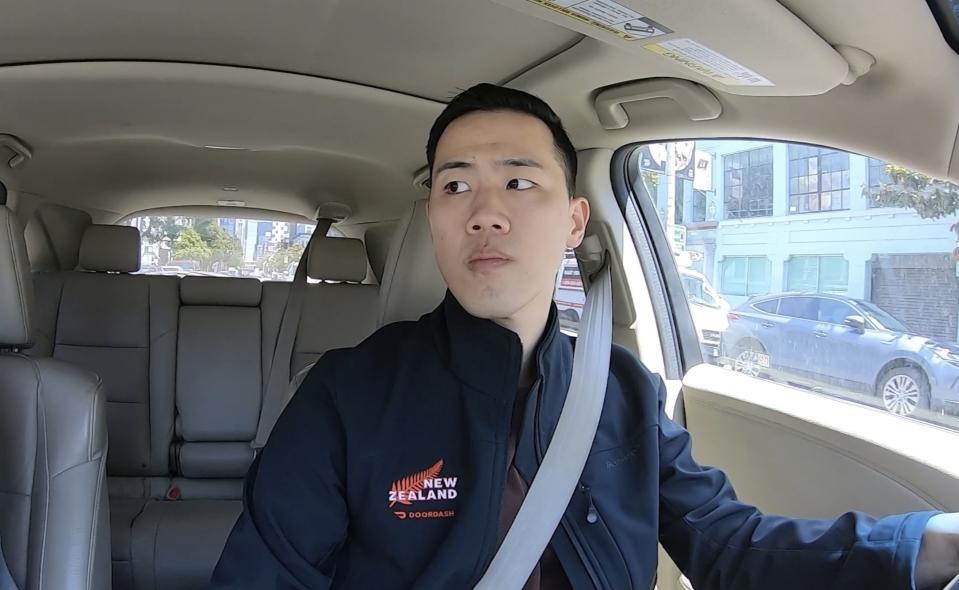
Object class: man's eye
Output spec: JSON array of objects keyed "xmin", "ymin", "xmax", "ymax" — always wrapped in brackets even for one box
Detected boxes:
[
  {"xmin": 507, "ymin": 178, "xmax": 535, "ymax": 190},
  {"xmin": 444, "ymin": 180, "xmax": 471, "ymax": 194}
]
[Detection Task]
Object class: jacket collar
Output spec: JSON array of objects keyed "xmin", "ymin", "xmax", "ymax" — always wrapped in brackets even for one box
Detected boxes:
[{"xmin": 429, "ymin": 291, "xmax": 566, "ymax": 400}]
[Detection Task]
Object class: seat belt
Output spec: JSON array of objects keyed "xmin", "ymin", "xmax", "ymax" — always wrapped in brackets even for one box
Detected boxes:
[
  {"xmin": 252, "ymin": 219, "xmax": 332, "ymax": 451},
  {"xmin": 0, "ymin": 532, "xmax": 17, "ymax": 590},
  {"xmin": 475, "ymin": 257, "xmax": 612, "ymax": 589}
]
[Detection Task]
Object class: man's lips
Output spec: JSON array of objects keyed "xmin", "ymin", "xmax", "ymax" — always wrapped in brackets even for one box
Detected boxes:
[{"xmin": 466, "ymin": 250, "xmax": 512, "ymax": 271}]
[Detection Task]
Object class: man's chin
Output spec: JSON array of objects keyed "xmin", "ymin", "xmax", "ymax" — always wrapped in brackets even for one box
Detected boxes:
[{"xmin": 449, "ymin": 285, "xmax": 516, "ymax": 320}]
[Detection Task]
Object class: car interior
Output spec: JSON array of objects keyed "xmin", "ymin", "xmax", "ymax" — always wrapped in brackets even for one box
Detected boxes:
[{"xmin": 0, "ymin": 0, "xmax": 958, "ymax": 589}]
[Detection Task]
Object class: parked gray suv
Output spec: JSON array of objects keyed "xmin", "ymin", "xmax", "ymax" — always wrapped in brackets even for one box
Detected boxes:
[{"xmin": 721, "ymin": 293, "xmax": 959, "ymax": 417}]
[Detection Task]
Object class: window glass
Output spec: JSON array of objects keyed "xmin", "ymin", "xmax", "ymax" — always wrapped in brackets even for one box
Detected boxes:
[
  {"xmin": 818, "ymin": 299, "xmax": 856, "ymax": 325},
  {"xmin": 858, "ymin": 301, "xmax": 912, "ymax": 333},
  {"xmin": 553, "ymin": 248, "xmax": 584, "ymax": 335},
  {"xmin": 753, "ymin": 299, "xmax": 779, "ymax": 314},
  {"xmin": 786, "ymin": 255, "xmax": 849, "ymax": 293},
  {"xmin": 627, "ymin": 139, "xmax": 959, "ymax": 430},
  {"xmin": 779, "ymin": 296, "xmax": 819, "ymax": 321},
  {"xmin": 720, "ymin": 256, "xmax": 770, "ymax": 297},
  {"xmin": 682, "ymin": 275, "xmax": 704, "ymax": 301},
  {"xmin": 724, "ymin": 147, "xmax": 773, "ymax": 219},
  {"xmin": 788, "ymin": 145, "xmax": 850, "ymax": 214},
  {"xmin": 126, "ymin": 215, "xmax": 335, "ymax": 281}
]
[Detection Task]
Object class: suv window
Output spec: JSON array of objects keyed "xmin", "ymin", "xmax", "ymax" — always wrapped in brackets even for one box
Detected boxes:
[
  {"xmin": 126, "ymin": 215, "xmax": 333, "ymax": 281},
  {"xmin": 626, "ymin": 139, "xmax": 959, "ymax": 430},
  {"xmin": 858, "ymin": 300, "xmax": 912, "ymax": 333},
  {"xmin": 753, "ymin": 299, "xmax": 779, "ymax": 314},
  {"xmin": 778, "ymin": 296, "xmax": 819, "ymax": 321},
  {"xmin": 818, "ymin": 298, "xmax": 857, "ymax": 325}
]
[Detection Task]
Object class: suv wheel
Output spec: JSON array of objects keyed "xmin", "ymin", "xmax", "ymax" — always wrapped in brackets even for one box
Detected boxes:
[
  {"xmin": 877, "ymin": 366, "xmax": 930, "ymax": 417},
  {"xmin": 733, "ymin": 340, "xmax": 767, "ymax": 378}
]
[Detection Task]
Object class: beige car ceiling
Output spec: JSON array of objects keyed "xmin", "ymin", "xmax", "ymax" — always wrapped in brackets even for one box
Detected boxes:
[{"xmin": 0, "ymin": 0, "xmax": 955, "ymax": 225}]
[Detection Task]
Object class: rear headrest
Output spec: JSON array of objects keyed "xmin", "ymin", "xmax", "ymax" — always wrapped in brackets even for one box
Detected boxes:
[
  {"xmin": 378, "ymin": 199, "xmax": 446, "ymax": 326},
  {"xmin": 24, "ymin": 204, "xmax": 93, "ymax": 272},
  {"xmin": 307, "ymin": 236, "xmax": 368, "ymax": 282},
  {"xmin": 180, "ymin": 276, "xmax": 263, "ymax": 307},
  {"xmin": 79, "ymin": 225, "xmax": 141, "ymax": 273},
  {"xmin": 0, "ymin": 206, "xmax": 33, "ymax": 348}
]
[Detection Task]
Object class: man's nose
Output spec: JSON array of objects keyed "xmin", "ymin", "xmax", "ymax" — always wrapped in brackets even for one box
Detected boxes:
[{"xmin": 466, "ymin": 190, "xmax": 510, "ymax": 234}]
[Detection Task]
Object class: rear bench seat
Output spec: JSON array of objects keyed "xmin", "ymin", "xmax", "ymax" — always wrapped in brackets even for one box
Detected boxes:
[
  {"xmin": 261, "ymin": 235, "xmax": 378, "ymax": 376},
  {"xmin": 28, "ymin": 224, "xmax": 180, "ymax": 588},
  {"xmin": 27, "ymin": 219, "xmax": 381, "ymax": 589},
  {"xmin": 129, "ymin": 276, "xmax": 264, "ymax": 590}
]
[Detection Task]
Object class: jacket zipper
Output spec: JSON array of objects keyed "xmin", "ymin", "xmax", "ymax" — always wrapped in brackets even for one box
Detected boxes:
[
  {"xmin": 470, "ymin": 341, "xmax": 522, "ymax": 585},
  {"xmin": 581, "ymin": 484, "xmax": 598, "ymax": 524},
  {"xmin": 533, "ymin": 381, "xmax": 606, "ymax": 590}
]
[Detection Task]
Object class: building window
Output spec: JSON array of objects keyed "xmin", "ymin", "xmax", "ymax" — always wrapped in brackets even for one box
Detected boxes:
[
  {"xmin": 720, "ymin": 256, "xmax": 771, "ymax": 296},
  {"xmin": 786, "ymin": 255, "xmax": 849, "ymax": 293},
  {"xmin": 723, "ymin": 147, "xmax": 773, "ymax": 219},
  {"xmin": 788, "ymin": 145, "xmax": 850, "ymax": 214},
  {"xmin": 867, "ymin": 158, "xmax": 893, "ymax": 208}
]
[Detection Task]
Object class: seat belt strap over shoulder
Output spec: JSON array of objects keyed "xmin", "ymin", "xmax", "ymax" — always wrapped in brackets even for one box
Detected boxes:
[
  {"xmin": 252, "ymin": 218, "xmax": 333, "ymax": 451},
  {"xmin": 475, "ymin": 253, "xmax": 613, "ymax": 590}
]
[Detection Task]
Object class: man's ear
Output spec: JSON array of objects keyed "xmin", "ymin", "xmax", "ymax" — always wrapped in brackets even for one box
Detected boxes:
[{"xmin": 566, "ymin": 196, "xmax": 590, "ymax": 248}]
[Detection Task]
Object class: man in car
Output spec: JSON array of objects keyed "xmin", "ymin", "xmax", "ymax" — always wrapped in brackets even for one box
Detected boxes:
[{"xmin": 212, "ymin": 84, "xmax": 959, "ymax": 589}]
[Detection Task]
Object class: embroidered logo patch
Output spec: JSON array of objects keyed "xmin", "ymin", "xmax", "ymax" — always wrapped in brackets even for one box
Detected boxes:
[{"xmin": 388, "ymin": 459, "xmax": 458, "ymax": 520}]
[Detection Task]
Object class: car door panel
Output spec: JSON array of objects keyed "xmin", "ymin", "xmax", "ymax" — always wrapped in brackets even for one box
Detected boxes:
[{"xmin": 682, "ymin": 365, "xmax": 957, "ymax": 511}]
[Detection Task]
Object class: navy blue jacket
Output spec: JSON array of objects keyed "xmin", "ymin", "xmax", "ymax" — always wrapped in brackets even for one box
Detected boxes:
[{"xmin": 211, "ymin": 292, "xmax": 937, "ymax": 589}]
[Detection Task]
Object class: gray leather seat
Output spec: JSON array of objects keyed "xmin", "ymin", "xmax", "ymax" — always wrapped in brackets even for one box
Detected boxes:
[
  {"xmin": 23, "ymin": 215, "xmax": 384, "ymax": 589},
  {"xmin": 261, "ymin": 234, "xmax": 380, "ymax": 375},
  {"xmin": 28, "ymin": 224, "xmax": 179, "ymax": 589},
  {"xmin": 130, "ymin": 276, "xmax": 264, "ymax": 590},
  {"xmin": 378, "ymin": 199, "xmax": 446, "ymax": 325},
  {"xmin": 0, "ymin": 205, "xmax": 111, "ymax": 590}
]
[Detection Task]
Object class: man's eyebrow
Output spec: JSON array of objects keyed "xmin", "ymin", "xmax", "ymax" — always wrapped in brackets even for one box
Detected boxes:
[
  {"xmin": 497, "ymin": 157, "xmax": 543, "ymax": 169},
  {"xmin": 434, "ymin": 160, "xmax": 473, "ymax": 175}
]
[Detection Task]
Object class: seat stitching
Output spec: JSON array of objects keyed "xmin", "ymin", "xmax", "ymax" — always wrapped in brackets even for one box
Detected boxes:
[
  {"xmin": 0, "ymin": 490, "xmax": 30, "ymax": 498},
  {"xmin": 85, "ymin": 448, "xmax": 106, "ymax": 589},
  {"xmin": 48, "ymin": 459, "xmax": 101, "ymax": 480},
  {"xmin": 51, "ymin": 343, "xmax": 147, "ymax": 350},
  {"xmin": 35, "ymin": 360, "xmax": 50, "ymax": 590},
  {"xmin": 151, "ymin": 504, "xmax": 161, "ymax": 590}
]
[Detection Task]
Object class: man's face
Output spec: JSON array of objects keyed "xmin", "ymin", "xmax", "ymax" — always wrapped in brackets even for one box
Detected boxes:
[{"xmin": 427, "ymin": 110, "xmax": 589, "ymax": 321}]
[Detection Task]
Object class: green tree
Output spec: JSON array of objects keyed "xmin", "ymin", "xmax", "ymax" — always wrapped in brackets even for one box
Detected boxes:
[
  {"xmin": 195, "ymin": 220, "xmax": 242, "ymax": 270},
  {"xmin": 172, "ymin": 227, "xmax": 211, "ymax": 268},
  {"xmin": 863, "ymin": 165, "xmax": 959, "ymax": 219},
  {"xmin": 143, "ymin": 216, "xmax": 182, "ymax": 245},
  {"xmin": 262, "ymin": 243, "xmax": 305, "ymax": 275},
  {"xmin": 863, "ymin": 165, "xmax": 959, "ymax": 259}
]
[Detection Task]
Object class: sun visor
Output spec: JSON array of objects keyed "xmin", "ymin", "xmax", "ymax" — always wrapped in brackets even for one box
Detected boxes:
[{"xmin": 491, "ymin": 0, "xmax": 851, "ymax": 97}]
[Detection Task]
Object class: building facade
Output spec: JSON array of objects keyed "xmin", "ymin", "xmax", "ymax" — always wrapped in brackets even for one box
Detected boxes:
[{"xmin": 643, "ymin": 140, "xmax": 959, "ymax": 342}]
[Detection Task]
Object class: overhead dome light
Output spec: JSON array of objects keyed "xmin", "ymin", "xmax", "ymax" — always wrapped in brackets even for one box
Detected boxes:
[
  {"xmin": 222, "ymin": 186, "xmax": 239, "ymax": 192},
  {"xmin": 204, "ymin": 145, "xmax": 248, "ymax": 151},
  {"xmin": 217, "ymin": 199, "xmax": 246, "ymax": 207}
]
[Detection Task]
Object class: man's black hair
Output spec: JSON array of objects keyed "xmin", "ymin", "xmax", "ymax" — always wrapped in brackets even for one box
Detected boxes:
[{"xmin": 426, "ymin": 83, "xmax": 577, "ymax": 196}]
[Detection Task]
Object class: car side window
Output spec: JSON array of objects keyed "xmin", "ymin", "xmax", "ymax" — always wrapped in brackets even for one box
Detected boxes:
[
  {"xmin": 753, "ymin": 299, "xmax": 779, "ymax": 314},
  {"xmin": 625, "ymin": 139, "xmax": 959, "ymax": 430},
  {"xmin": 779, "ymin": 296, "xmax": 819, "ymax": 321},
  {"xmin": 818, "ymin": 299, "xmax": 857, "ymax": 325},
  {"xmin": 553, "ymin": 248, "xmax": 585, "ymax": 335}
]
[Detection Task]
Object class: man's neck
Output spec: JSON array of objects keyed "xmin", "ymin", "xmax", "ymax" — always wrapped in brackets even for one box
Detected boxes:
[{"xmin": 491, "ymin": 292, "xmax": 553, "ymax": 388}]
